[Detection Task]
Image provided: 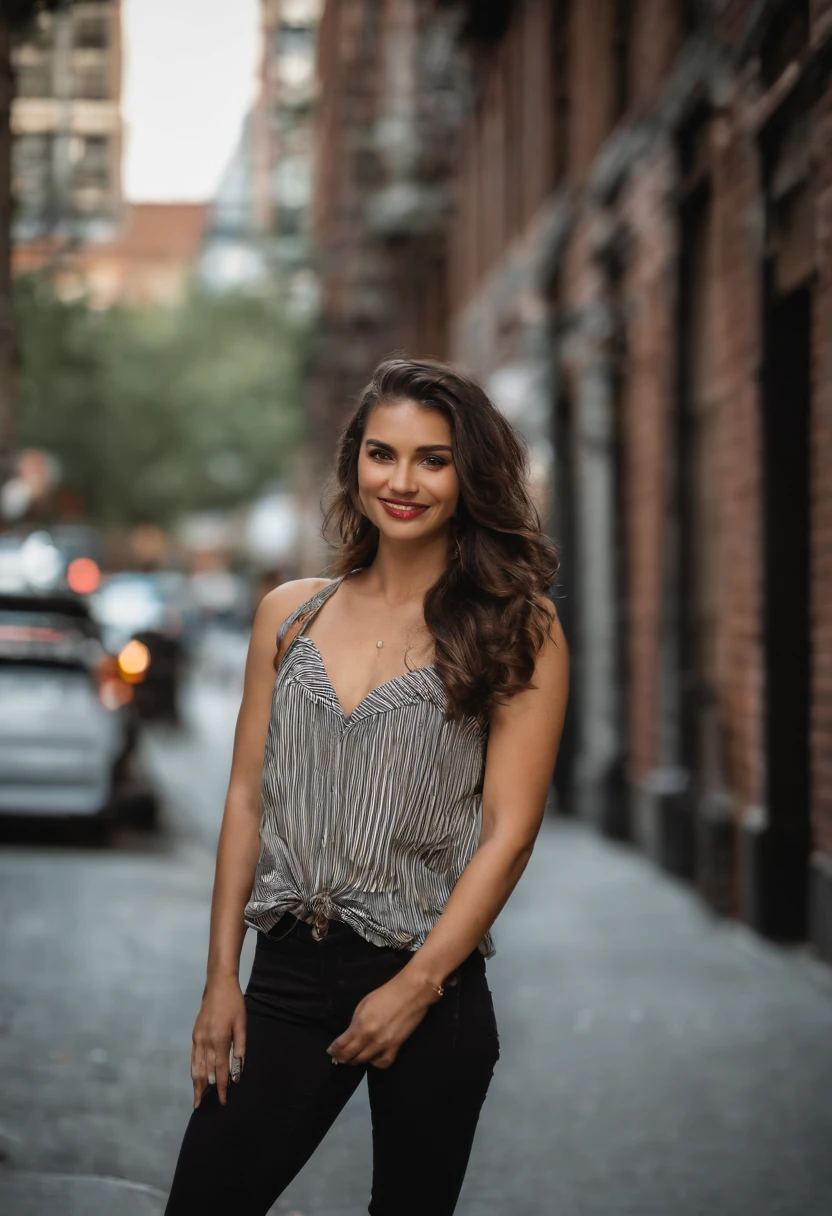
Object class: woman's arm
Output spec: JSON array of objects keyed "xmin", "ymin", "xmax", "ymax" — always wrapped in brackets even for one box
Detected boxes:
[
  {"xmin": 190, "ymin": 578, "xmax": 327, "ymax": 1109},
  {"xmin": 327, "ymin": 599, "xmax": 569, "ymax": 1068}
]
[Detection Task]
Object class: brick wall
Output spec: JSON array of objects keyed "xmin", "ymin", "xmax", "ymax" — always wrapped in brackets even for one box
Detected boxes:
[
  {"xmin": 710, "ymin": 105, "xmax": 765, "ymax": 816},
  {"xmin": 618, "ymin": 145, "xmax": 677, "ymax": 783}
]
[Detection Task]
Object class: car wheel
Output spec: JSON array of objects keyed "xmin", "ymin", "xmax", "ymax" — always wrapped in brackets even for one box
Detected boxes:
[
  {"xmin": 116, "ymin": 778, "xmax": 160, "ymax": 830},
  {"xmin": 126, "ymin": 788, "xmax": 159, "ymax": 830},
  {"xmin": 74, "ymin": 813, "xmax": 114, "ymax": 848}
]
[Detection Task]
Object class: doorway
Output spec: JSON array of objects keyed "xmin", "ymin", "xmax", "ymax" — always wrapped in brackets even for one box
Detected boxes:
[{"xmin": 754, "ymin": 274, "xmax": 812, "ymax": 938}]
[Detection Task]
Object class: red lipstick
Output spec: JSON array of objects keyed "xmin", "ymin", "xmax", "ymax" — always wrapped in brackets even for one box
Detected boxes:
[{"xmin": 379, "ymin": 499, "xmax": 429, "ymax": 520}]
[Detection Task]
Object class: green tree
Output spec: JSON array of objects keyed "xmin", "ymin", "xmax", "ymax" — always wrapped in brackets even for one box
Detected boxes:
[{"xmin": 16, "ymin": 277, "xmax": 305, "ymax": 525}]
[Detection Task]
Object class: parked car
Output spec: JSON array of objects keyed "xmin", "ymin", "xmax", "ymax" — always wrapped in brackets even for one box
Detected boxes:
[
  {"xmin": 90, "ymin": 573, "xmax": 185, "ymax": 721},
  {"xmin": 0, "ymin": 588, "xmax": 151, "ymax": 832}
]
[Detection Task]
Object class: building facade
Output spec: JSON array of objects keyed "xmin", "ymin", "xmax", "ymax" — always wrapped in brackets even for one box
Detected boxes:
[
  {"xmin": 256, "ymin": 0, "xmax": 322, "ymax": 317},
  {"xmin": 309, "ymin": 0, "xmax": 832, "ymax": 964},
  {"xmin": 11, "ymin": 0, "xmax": 122, "ymax": 260},
  {"xmin": 199, "ymin": 0, "xmax": 323, "ymax": 312}
]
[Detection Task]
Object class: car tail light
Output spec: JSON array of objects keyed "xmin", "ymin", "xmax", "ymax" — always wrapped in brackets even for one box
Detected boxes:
[{"xmin": 118, "ymin": 639, "xmax": 151, "ymax": 684}]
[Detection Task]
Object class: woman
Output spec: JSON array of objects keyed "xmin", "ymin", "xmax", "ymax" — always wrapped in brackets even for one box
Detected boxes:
[{"xmin": 165, "ymin": 358, "xmax": 569, "ymax": 1214}]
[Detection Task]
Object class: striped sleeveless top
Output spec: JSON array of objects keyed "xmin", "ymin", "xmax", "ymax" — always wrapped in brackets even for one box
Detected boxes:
[{"xmin": 244, "ymin": 574, "xmax": 495, "ymax": 958}]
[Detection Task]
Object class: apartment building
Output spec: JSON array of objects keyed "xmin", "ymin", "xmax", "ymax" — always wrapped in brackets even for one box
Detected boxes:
[{"xmin": 11, "ymin": 0, "xmax": 122, "ymax": 258}]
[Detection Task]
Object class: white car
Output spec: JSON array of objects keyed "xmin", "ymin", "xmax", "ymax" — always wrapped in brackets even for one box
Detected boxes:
[{"xmin": 0, "ymin": 589, "xmax": 141, "ymax": 828}]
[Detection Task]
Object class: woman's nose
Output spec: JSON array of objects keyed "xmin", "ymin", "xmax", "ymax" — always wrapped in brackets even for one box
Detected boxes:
[{"xmin": 387, "ymin": 461, "xmax": 419, "ymax": 494}]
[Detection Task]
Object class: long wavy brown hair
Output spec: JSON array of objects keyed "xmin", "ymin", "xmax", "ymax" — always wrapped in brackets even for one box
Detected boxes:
[{"xmin": 319, "ymin": 357, "xmax": 560, "ymax": 731}]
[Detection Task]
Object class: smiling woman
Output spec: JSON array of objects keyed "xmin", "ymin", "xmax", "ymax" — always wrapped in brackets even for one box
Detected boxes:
[{"xmin": 164, "ymin": 357, "xmax": 569, "ymax": 1216}]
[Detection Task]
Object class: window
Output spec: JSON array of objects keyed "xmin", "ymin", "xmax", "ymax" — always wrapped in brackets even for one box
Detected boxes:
[
  {"xmin": 277, "ymin": 23, "xmax": 314, "ymax": 55},
  {"xmin": 273, "ymin": 156, "xmax": 312, "ymax": 208},
  {"xmin": 73, "ymin": 64, "xmax": 109, "ymax": 99},
  {"xmin": 73, "ymin": 136, "xmax": 109, "ymax": 189},
  {"xmin": 277, "ymin": 207, "xmax": 303, "ymax": 237},
  {"xmin": 16, "ymin": 61, "xmax": 51, "ymax": 98},
  {"xmin": 760, "ymin": 0, "xmax": 809, "ymax": 90},
  {"xmin": 18, "ymin": 12, "xmax": 53, "ymax": 52},
  {"xmin": 13, "ymin": 134, "xmax": 52, "ymax": 216},
  {"xmin": 73, "ymin": 15, "xmax": 108, "ymax": 50}
]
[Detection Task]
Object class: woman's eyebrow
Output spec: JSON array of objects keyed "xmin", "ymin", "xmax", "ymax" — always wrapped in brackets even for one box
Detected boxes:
[{"xmin": 364, "ymin": 438, "xmax": 453, "ymax": 453}]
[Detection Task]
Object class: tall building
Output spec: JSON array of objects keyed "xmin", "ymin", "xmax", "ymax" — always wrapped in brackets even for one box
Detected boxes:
[
  {"xmin": 309, "ymin": 0, "xmax": 832, "ymax": 966},
  {"xmin": 255, "ymin": 0, "xmax": 321, "ymax": 316},
  {"xmin": 201, "ymin": 0, "xmax": 322, "ymax": 311},
  {"xmin": 11, "ymin": 0, "xmax": 122, "ymax": 261}
]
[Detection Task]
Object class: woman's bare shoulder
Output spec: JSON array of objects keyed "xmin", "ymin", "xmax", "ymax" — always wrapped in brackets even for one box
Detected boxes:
[{"xmin": 258, "ymin": 577, "xmax": 332, "ymax": 630}]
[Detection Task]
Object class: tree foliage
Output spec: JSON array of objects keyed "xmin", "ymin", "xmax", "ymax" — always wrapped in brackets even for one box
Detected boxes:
[{"xmin": 15, "ymin": 277, "xmax": 305, "ymax": 525}]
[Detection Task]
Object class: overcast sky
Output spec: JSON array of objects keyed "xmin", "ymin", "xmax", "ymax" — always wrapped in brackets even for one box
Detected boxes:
[{"xmin": 121, "ymin": 0, "xmax": 260, "ymax": 202}]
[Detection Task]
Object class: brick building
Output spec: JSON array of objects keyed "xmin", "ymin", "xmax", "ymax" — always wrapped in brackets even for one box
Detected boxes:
[{"xmin": 309, "ymin": 0, "xmax": 832, "ymax": 963}]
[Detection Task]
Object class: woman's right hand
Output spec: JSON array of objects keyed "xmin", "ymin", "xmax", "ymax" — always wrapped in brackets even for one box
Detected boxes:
[{"xmin": 191, "ymin": 975, "xmax": 247, "ymax": 1109}]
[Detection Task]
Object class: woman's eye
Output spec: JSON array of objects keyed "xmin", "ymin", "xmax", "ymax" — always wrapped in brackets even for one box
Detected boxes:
[{"xmin": 368, "ymin": 450, "xmax": 447, "ymax": 469}]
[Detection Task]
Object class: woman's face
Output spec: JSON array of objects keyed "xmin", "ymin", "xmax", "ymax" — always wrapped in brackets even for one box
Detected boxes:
[{"xmin": 356, "ymin": 399, "xmax": 460, "ymax": 540}]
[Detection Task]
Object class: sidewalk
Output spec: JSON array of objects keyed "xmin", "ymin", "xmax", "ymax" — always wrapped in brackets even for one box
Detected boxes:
[{"xmin": 455, "ymin": 816, "xmax": 832, "ymax": 1216}]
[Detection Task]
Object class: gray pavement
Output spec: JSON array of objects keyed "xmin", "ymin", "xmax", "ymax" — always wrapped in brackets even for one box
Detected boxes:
[{"xmin": 1, "ymin": 660, "xmax": 831, "ymax": 1214}]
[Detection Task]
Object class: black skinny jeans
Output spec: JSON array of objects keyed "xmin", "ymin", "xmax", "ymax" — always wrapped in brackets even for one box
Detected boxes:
[{"xmin": 165, "ymin": 912, "xmax": 501, "ymax": 1215}]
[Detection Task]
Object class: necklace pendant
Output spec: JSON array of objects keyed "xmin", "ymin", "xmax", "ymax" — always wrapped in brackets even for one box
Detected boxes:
[{"xmin": 376, "ymin": 640, "xmax": 383, "ymax": 648}]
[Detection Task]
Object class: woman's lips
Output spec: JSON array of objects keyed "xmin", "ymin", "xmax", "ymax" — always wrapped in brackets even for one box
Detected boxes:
[{"xmin": 379, "ymin": 499, "xmax": 429, "ymax": 520}]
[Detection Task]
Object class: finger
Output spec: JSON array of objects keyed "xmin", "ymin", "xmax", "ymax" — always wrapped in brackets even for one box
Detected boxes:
[
  {"xmin": 214, "ymin": 1038, "xmax": 231, "ymax": 1106},
  {"xmin": 370, "ymin": 1051, "xmax": 397, "ymax": 1070},
  {"xmin": 191, "ymin": 1042, "xmax": 208, "ymax": 1109},
  {"xmin": 231, "ymin": 1017, "xmax": 246, "ymax": 1084},
  {"xmin": 349, "ymin": 1043, "xmax": 388, "ymax": 1067},
  {"xmin": 328, "ymin": 1036, "xmax": 357, "ymax": 1064},
  {"xmin": 327, "ymin": 1028, "xmax": 362, "ymax": 1061},
  {"xmin": 206, "ymin": 1042, "xmax": 220, "ymax": 1085},
  {"xmin": 337, "ymin": 1035, "xmax": 380, "ymax": 1066}
]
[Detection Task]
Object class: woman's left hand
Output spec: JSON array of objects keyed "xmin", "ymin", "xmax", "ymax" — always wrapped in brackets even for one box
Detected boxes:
[{"xmin": 326, "ymin": 969, "xmax": 440, "ymax": 1070}]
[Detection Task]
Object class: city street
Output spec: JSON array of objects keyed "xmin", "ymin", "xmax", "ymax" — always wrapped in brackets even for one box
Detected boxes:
[{"xmin": 1, "ymin": 644, "xmax": 831, "ymax": 1216}]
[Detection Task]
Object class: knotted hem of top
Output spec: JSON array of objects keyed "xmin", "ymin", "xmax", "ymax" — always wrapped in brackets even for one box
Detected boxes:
[
  {"xmin": 244, "ymin": 901, "xmax": 421, "ymax": 953},
  {"xmin": 244, "ymin": 901, "xmax": 496, "ymax": 960}
]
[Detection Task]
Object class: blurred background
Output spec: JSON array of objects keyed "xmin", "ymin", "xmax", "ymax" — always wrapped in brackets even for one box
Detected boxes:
[{"xmin": 1, "ymin": 2, "xmax": 831, "ymax": 1214}]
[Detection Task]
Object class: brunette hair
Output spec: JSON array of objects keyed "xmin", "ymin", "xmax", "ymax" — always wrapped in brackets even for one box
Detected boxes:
[{"xmin": 320, "ymin": 357, "xmax": 560, "ymax": 729}]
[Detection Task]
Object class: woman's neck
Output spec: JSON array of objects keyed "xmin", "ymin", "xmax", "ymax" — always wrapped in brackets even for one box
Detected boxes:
[{"xmin": 358, "ymin": 536, "xmax": 451, "ymax": 605}]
